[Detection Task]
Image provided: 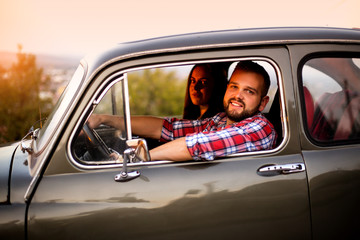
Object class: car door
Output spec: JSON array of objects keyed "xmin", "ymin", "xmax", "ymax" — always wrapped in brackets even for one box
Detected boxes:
[
  {"xmin": 290, "ymin": 44, "xmax": 360, "ymax": 240},
  {"xmin": 27, "ymin": 47, "xmax": 312, "ymax": 240}
]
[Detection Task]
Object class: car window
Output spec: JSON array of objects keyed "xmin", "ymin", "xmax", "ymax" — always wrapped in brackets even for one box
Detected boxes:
[
  {"xmin": 72, "ymin": 80, "xmax": 127, "ymax": 165},
  {"xmin": 301, "ymin": 57, "xmax": 360, "ymax": 143},
  {"xmin": 71, "ymin": 59, "xmax": 281, "ymax": 167}
]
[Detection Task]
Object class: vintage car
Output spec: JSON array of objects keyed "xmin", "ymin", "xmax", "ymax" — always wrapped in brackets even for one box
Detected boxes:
[{"xmin": 1, "ymin": 27, "xmax": 360, "ymax": 239}]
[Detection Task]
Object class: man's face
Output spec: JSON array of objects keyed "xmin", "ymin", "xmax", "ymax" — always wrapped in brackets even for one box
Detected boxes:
[{"xmin": 223, "ymin": 69, "xmax": 269, "ymax": 124}]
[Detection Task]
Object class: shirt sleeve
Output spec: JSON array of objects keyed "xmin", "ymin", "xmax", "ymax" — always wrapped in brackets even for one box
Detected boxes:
[
  {"xmin": 160, "ymin": 117, "xmax": 210, "ymax": 142},
  {"xmin": 185, "ymin": 117, "xmax": 276, "ymax": 161}
]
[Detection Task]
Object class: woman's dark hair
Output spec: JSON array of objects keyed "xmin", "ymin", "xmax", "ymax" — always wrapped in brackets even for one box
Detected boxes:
[{"xmin": 182, "ymin": 63, "xmax": 228, "ymax": 119}]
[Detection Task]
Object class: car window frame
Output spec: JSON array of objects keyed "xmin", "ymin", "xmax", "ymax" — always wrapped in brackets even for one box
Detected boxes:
[
  {"xmin": 298, "ymin": 52, "xmax": 360, "ymax": 147},
  {"xmin": 68, "ymin": 56, "xmax": 287, "ymax": 170}
]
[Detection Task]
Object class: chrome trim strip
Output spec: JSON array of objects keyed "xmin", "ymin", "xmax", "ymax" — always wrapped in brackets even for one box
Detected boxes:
[
  {"xmin": 93, "ymin": 79, "xmax": 121, "ymax": 105},
  {"xmin": 123, "ymin": 73, "xmax": 132, "ymax": 140}
]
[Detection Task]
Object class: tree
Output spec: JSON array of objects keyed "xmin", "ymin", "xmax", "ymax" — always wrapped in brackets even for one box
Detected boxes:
[
  {"xmin": 0, "ymin": 45, "xmax": 53, "ymax": 143},
  {"xmin": 128, "ymin": 68, "xmax": 187, "ymax": 117}
]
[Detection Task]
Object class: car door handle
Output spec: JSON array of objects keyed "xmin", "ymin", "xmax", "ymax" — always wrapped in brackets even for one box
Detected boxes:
[{"xmin": 257, "ymin": 163, "xmax": 305, "ymax": 176}]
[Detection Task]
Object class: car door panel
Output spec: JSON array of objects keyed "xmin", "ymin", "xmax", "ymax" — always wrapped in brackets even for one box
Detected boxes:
[
  {"xmin": 303, "ymin": 148, "xmax": 360, "ymax": 240},
  {"xmin": 28, "ymin": 153, "xmax": 311, "ymax": 240},
  {"xmin": 289, "ymin": 44, "xmax": 360, "ymax": 240}
]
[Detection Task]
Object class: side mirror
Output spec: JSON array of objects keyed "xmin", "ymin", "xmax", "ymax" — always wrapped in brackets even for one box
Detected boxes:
[
  {"xmin": 114, "ymin": 138, "xmax": 150, "ymax": 182},
  {"xmin": 125, "ymin": 138, "xmax": 151, "ymax": 162}
]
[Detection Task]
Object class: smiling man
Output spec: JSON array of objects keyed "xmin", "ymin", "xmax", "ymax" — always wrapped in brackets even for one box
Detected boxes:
[
  {"xmin": 89, "ymin": 61, "xmax": 277, "ymax": 162},
  {"xmin": 224, "ymin": 61, "xmax": 271, "ymax": 124}
]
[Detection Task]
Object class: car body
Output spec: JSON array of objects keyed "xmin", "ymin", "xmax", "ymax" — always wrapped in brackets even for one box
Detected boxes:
[{"xmin": 1, "ymin": 27, "xmax": 360, "ymax": 239}]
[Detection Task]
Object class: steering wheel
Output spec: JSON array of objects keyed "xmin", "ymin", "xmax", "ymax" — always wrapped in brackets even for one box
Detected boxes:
[{"xmin": 82, "ymin": 123, "xmax": 112, "ymax": 160}]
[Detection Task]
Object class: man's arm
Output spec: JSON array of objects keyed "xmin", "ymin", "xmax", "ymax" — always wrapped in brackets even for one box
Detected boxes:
[
  {"xmin": 150, "ymin": 137, "xmax": 192, "ymax": 161},
  {"xmin": 88, "ymin": 114, "xmax": 164, "ymax": 139},
  {"xmin": 88, "ymin": 114, "xmax": 192, "ymax": 161}
]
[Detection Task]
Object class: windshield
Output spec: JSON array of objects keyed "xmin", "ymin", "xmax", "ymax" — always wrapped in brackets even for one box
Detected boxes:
[{"xmin": 36, "ymin": 65, "xmax": 86, "ymax": 151}]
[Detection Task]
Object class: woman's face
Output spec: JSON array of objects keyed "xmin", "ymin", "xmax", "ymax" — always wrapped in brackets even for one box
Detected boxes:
[{"xmin": 189, "ymin": 65, "xmax": 215, "ymax": 106}]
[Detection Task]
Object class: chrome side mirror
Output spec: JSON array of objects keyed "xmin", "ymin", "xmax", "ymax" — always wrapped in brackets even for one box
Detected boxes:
[
  {"xmin": 125, "ymin": 138, "xmax": 151, "ymax": 163},
  {"xmin": 114, "ymin": 138, "xmax": 150, "ymax": 182}
]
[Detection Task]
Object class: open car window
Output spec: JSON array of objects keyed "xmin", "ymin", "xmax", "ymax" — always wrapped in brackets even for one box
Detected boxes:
[{"xmin": 71, "ymin": 59, "xmax": 281, "ymax": 167}]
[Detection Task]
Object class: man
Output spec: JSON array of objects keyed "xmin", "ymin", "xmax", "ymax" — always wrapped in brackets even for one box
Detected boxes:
[{"xmin": 88, "ymin": 61, "xmax": 277, "ymax": 162}]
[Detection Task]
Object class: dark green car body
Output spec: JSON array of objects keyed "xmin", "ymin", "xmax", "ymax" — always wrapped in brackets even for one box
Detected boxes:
[{"xmin": 1, "ymin": 27, "xmax": 360, "ymax": 239}]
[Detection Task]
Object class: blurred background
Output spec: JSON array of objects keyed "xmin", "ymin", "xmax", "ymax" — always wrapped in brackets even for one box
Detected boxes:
[{"xmin": 0, "ymin": 0, "xmax": 359, "ymax": 143}]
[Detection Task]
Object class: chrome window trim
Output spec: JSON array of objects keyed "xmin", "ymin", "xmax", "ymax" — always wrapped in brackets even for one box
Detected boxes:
[
  {"xmin": 67, "ymin": 73, "xmax": 125, "ymax": 170},
  {"xmin": 67, "ymin": 56, "xmax": 287, "ymax": 170},
  {"xmin": 123, "ymin": 73, "xmax": 132, "ymax": 140}
]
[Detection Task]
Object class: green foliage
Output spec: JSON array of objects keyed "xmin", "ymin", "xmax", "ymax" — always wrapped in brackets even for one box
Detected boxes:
[
  {"xmin": 0, "ymin": 45, "xmax": 53, "ymax": 143},
  {"xmin": 128, "ymin": 68, "xmax": 187, "ymax": 117}
]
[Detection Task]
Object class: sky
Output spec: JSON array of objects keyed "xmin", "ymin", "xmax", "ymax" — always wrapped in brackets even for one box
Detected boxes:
[{"xmin": 0, "ymin": 0, "xmax": 359, "ymax": 58}]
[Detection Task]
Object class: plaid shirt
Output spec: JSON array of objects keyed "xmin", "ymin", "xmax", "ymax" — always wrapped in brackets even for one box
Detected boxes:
[{"xmin": 160, "ymin": 112, "xmax": 277, "ymax": 161}]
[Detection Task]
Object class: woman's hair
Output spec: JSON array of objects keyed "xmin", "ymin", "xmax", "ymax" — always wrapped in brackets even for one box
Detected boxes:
[{"xmin": 182, "ymin": 63, "xmax": 228, "ymax": 119}]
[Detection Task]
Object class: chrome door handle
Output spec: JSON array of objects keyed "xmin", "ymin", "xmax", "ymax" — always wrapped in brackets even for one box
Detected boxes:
[{"xmin": 257, "ymin": 163, "xmax": 305, "ymax": 176}]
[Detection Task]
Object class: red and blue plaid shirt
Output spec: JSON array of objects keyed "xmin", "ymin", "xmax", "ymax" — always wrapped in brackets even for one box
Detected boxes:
[{"xmin": 160, "ymin": 112, "xmax": 277, "ymax": 160}]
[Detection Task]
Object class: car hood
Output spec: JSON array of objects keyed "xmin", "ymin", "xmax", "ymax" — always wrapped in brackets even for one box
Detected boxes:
[{"xmin": 0, "ymin": 142, "xmax": 18, "ymax": 203}]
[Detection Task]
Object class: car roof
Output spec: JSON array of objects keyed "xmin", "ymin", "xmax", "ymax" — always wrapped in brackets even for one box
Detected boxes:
[{"xmin": 83, "ymin": 27, "xmax": 360, "ymax": 74}]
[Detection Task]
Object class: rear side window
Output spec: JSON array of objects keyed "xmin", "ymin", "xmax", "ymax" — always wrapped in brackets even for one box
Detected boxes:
[{"xmin": 301, "ymin": 57, "xmax": 360, "ymax": 143}]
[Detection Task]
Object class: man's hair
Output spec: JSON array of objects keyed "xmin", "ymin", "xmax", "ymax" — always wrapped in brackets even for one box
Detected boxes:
[{"xmin": 234, "ymin": 61, "xmax": 271, "ymax": 97}]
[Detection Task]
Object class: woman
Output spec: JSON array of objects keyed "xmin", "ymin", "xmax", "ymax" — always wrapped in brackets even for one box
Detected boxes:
[{"xmin": 183, "ymin": 63, "xmax": 228, "ymax": 119}]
